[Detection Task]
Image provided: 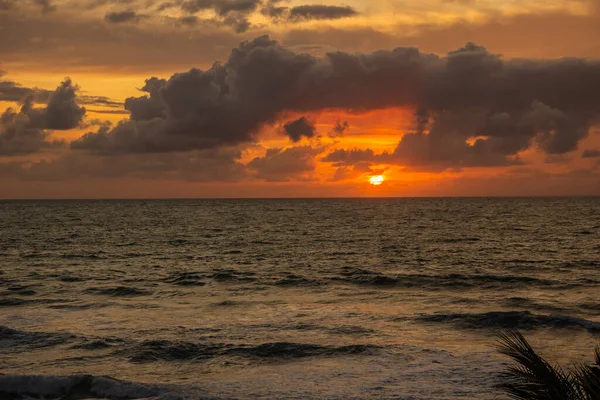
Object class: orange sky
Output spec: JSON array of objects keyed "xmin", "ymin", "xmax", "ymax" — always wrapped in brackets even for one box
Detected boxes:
[{"xmin": 1, "ymin": 0, "xmax": 599, "ymax": 198}]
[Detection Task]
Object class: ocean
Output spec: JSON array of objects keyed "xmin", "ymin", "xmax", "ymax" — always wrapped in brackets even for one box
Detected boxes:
[{"xmin": 1, "ymin": 198, "xmax": 599, "ymax": 399}]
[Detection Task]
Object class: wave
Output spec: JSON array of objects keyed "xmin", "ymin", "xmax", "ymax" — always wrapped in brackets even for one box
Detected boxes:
[
  {"xmin": 84, "ymin": 287, "xmax": 151, "ymax": 297},
  {"xmin": 121, "ymin": 339, "xmax": 379, "ymax": 363},
  {"xmin": 0, "ymin": 298, "xmax": 64, "ymax": 308},
  {"xmin": 0, "ymin": 326, "xmax": 75, "ymax": 349},
  {"xmin": 163, "ymin": 272, "xmax": 207, "ymax": 286},
  {"xmin": 502, "ymin": 297, "xmax": 571, "ymax": 313},
  {"xmin": 332, "ymin": 267, "xmax": 557, "ymax": 289},
  {"xmin": 210, "ymin": 269, "xmax": 257, "ymax": 282},
  {"xmin": 164, "ymin": 269, "xmax": 257, "ymax": 286},
  {"xmin": 416, "ymin": 311, "xmax": 600, "ymax": 332},
  {"xmin": 438, "ymin": 237, "xmax": 481, "ymax": 243},
  {"xmin": 274, "ymin": 274, "xmax": 319, "ymax": 287},
  {"xmin": 0, "ymin": 374, "xmax": 159, "ymax": 400},
  {"xmin": 230, "ymin": 342, "xmax": 379, "ymax": 358},
  {"xmin": 0, "ymin": 298, "xmax": 31, "ymax": 307},
  {"xmin": 71, "ymin": 338, "xmax": 125, "ymax": 350}
]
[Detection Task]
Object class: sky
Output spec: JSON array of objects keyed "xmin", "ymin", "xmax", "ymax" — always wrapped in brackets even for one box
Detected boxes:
[{"xmin": 1, "ymin": 0, "xmax": 599, "ymax": 198}]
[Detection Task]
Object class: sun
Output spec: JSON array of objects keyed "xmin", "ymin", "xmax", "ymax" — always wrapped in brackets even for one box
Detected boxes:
[{"xmin": 369, "ymin": 175, "xmax": 384, "ymax": 186}]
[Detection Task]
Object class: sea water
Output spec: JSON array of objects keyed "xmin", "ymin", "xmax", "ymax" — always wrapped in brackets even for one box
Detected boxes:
[{"xmin": 1, "ymin": 198, "xmax": 599, "ymax": 399}]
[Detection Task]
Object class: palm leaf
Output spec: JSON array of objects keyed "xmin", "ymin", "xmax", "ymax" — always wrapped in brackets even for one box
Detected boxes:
[
  {"xmin": 496, "ymin": 330, "xmax": 582, "ymax": 400},
  {"xmin": 573, "ymin": 345, "xmax": 600, "ymax": 399}
]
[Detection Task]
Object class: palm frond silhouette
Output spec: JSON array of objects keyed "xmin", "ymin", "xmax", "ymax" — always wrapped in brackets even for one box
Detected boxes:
[{"xmin": 497, "ymin": 330, "xmax": 600, "ymax": 400}]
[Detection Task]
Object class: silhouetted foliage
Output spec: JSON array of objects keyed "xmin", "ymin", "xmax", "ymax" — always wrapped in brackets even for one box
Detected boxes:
[{"xmin": 497, "ymin": 330, "xmax": 600, "ymax": 399}]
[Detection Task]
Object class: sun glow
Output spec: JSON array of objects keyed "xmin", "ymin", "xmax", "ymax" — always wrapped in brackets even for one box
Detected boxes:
[{"xmin": 369, "ymin": 175, "xmax": 384, "ymax": 186}]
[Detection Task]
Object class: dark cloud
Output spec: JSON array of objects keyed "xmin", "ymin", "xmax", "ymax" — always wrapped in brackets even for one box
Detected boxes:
[
  {"xmin": 178, "ymin": 0, "xmax": 259, "ymax": 32},
  {"xmin": 88, "ymin": 109, "xmax": 132, "ymax": 115},
  {"xmin": 582, "ymin": 149, "xmax": 600, "ymax": 158},
  {"xmin": 124, "ymin": 77, "xmax": 167, "ymax": 121},
  {"xmin": 0, "ymin": 78, "xmax": 85, "ymax": 156},
  {"xmin": 288, "ymin": 5, "xmax": 357, "ymax": 21},
  {"xmin": 0, "ymin": 80, "xmax": 41, "ymax": 102},
  {"xmin": 85, "ymin": 0, "xmax": 137, "ymax": 10},
  {"xmin": 182, "ymin": 0, "xmax": 261, "ymax": 16},
  {"xmin": 0, "ymin": 72, "xmax": 52, "ymax": 103},
  {"xmin": 176, "ymin": 15, "xmax": 199, "ymax": 26},
  {"xmin": 1, "ymin": 0, "xmax": 57, "ymax": 13},
  {"xmin": 69, "ymin": 36, "xmax": 600, "ymax": 171},
  {"xmin": 1, "ymin": 73, "xmax": 120, "ymax": 107},
  {"xmin": 30, "ymin": 78, "xmax": 86, "ymax": 130},
  {"xmin": 282, "ymin": 116, "xmax": 315, "ymax": 142},
  {"xmin": 260, "ymin": 0, "xmax": 286, "ymax": 19},
  {"xmin": 104, "ymin": 10, "xmax": 145, "ymax": 23},
  {"xmin": 0, "ymin": 147, "xmax": 247, "ymax": 181},
  {"xmin": 247, "ymin": 145, "xmax": 322, "ymax": 181},
  {"xmin": 0, "ymin": 108, "xmax": 65, "ymax": 156},
  {"xmin": 78, "ymin": 95, "xmax": 123, "ymax": 108},
  {"xmin": 260, "ymin": 2, "xmax": 359, "ymax": 23},
  {"xmin": 322, "ymin": 148, "xmax": 376, "ymax": 167},
  {"xmin": 330, "ymin": 118, "xmax": 349, "ymax": 137}
]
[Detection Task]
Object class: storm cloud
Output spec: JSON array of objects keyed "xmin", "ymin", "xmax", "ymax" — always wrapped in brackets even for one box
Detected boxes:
[{"xmin": 69, "ymin": 36, "xmax": 600, "ymax": 171}]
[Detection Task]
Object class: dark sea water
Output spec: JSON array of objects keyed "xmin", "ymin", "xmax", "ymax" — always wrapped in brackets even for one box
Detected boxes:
[{"xmin": 1, "ymin": 198, "xmax": 599, "ymax": 399}]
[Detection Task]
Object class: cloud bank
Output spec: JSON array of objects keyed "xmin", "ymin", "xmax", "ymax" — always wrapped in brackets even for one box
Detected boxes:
[{"xmin": 69, "ymin": 37, "xmax": 600, "ymax": 171}]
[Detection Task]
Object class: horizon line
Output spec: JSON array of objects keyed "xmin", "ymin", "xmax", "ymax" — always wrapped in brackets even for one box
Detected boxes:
[{"xmin": 1, "ymin": 195, "xmax": 599, "ymax": 201}]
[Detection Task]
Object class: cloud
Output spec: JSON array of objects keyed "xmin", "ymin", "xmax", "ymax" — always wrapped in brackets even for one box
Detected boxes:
[
  {"xmin": 288, "ymin": 5, "xmax": 357, "ymax": 21},
  {"xmin": 330, "ymin": 118, "xmax": 349, "ymax": 137},
  {"xmin": 0, "ymin": 78, "xmax": 85, "ymax": 156},
  {"xmin": 583, "ymin": 149, "xmax": 600, "ymax": 158},
  {"xmin": 124, "ymin": 77, "xmax": 167, "ymax": 121},
  {"xmin": 104, "ymin": 10, "xmax": 145, "ymax": 24},
  {"xmin": 247, "ymin": 145, "xmax": 323, "ymax": 181},
  {"xmin": 0, "ymin": 108, "xmax": 65, "ymax": 156},
  {"xmin": 0, "ymin": 0, "xmax": 56, "ymax": 13},
  {"xmin": 1, "ymin": 73, "xmax": 121, "ymax": 107},
  {"xmin": 175, "ymin": 15, "xmax": 199, "ymax": 26},
  {"xmin": 322, "ymin": 148, "xmax": 376, "ymax": 167},
  {"xmin": 282, "ymin": 116, "xmax": 315, "ymax": 142},
  {"xmin": 69, "ymin": 36, "xmax": 600, "ymax": 172},
  {"xmin": 261, "ymin": 2, "xmax": 359, "ymax": 23},
  {"xmin": 181, "ymin": 0, "xmax": 261, "ymax": 16},
  {"xmin": 26, "ymin": 78, "xmax": 86, "ymax": 130},
  {"xmin": 0, "ymin": 147, "xmax": 247, "ymax": 181},
  {"xmin": 177, "ymin": 0, "xmax": 259, "ymax": 31},
  {"xmin": 0, "ymin": 72, "xmax": 52, "ymax": 103}
]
